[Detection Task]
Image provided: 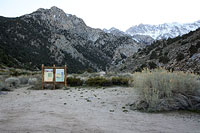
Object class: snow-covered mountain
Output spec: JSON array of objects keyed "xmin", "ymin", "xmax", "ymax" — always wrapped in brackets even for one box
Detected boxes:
[
  {"xmin": 126, "ymin": 21, "xmax": 200, "ymax": 40},
  {"xmin": 104, "ymin": 27, "xmax": 154, "ymax": 45},
  {"xmin": 103, "ymin": 27, "xmax": 125, "ymax": 36}
]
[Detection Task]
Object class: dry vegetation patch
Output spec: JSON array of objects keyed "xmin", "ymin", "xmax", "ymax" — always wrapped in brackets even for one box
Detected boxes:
[{"xmin": 130, "ymin": 68, "xmax": 200, "ymax": 112}]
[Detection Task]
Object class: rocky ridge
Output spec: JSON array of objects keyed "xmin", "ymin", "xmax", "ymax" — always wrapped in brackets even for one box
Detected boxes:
[
  {"xmin": 110, "ymin": 28, "xmax": 200, "ymax": 74},
  {"xmin": 104, "ymin": 27, "xmax": 154, "ymax": 45},
  {"xmin": 0, "ymin": 6, "xmax": 143, "ymax": 73},
  {"xmin": 105, "ymin": 21, "xmax": 200, "ymax": 45}
]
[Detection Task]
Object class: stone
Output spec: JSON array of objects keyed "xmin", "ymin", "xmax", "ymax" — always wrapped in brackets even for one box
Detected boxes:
[
  {"xmin": 130, "ymin": 100, "xmax": 149, "ymax": 111},
  {"xmin": 5, "ymin": 77, "xmax": 20, "ymax": 88},
  {"xmin": 19, "ymin": 76, "xmax": 29, "ymax": 85},
  {"xmin": 99, "ymin": 71, "xmax": 106, "ymax": 77},
  {"xmin": 0, "ymin": 82, "xmax": 6, "ymax": 91},
  {"xmin": 28, "ymin": 78, "xmax": 38, "ymax": 85}
]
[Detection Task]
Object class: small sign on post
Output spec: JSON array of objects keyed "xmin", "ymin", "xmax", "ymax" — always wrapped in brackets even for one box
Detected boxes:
[{"xmin": 41, "ymin": 64, "xmax": 67, "ymax": 89}]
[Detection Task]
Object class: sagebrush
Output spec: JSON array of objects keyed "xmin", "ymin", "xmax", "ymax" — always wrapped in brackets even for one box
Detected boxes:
[
  {"xmin": 85, "ymin": 77, "xmax": 112, "ymax": 87},
  {"xmin": 131, "ymin": 68, "xmax": 200, "ymax": 112},
  {"xmin": 67, "ymin": 77, "xmax": 83, "ymax": 86}
]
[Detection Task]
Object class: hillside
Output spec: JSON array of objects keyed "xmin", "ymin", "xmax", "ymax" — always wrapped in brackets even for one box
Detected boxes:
[
  {"xmin": 110, "ymin": 28, "xmax": 200, "ymax": 74},
  {"xmin": 0, "ymin": 6, "xmax": 142, "ymax": 73}
]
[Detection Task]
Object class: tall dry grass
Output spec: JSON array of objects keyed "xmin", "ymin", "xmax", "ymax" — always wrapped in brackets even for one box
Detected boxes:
[{"xmin": 131, "ymin": 68, "xmax": 200, "ymax": 111}]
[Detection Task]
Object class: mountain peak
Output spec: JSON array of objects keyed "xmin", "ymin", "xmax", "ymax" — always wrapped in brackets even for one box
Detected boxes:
[
  {"xmin": 35, "ymin": 6, "xmax": 65, "ymax": 16},
  {"xmin": 49, "ymin": 6, "xmax": 66, "ymax": 14},
  {"xmin": 25, "ymin": 6, "xmax": 89, "ymax": 33},
  {"xmin": 104, "ymin": 27, "xmax": 126, "ymax": 36},
  {"xmin": 50, "ymin": 6, "xmax": 61, "ymax": 11},
  {"xmin": 126, "ymin": 21, "xmax": 200, "ymax": 40}
]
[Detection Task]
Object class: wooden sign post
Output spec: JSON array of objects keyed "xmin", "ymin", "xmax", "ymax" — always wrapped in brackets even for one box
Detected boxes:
[{"xmin": 41, "ymin": 64, "xmax": 67, "ymax": 89}]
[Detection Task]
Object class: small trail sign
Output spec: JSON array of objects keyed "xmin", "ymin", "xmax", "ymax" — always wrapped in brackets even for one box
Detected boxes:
[{"xmin": 41, "ymin": 64, "xmax": 67, "ymax": 89}]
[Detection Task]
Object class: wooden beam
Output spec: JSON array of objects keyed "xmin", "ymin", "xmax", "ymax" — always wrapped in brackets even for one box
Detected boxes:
[
  {"xmin": 53, "ymin": 64, "xmax": 55, "ymax": 90},
  {"xmin": 65, "ymin": 65, "xmax": 67, "ymax": 88},
  {"xmin": 41, "ymin": 64, "xmax": 44, "ymax": 89}
]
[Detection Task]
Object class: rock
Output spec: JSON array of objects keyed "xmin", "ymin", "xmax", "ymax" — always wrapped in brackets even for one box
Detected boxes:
[
  {"xmin": 44, "ymin": 84, "xmax": 54, "ymax": 89},
  {"xmin": 5, "ymin": 77, "xmax": 20, "ymax": 88},
  {"xmin": 99, "ymin": 71, "xmax": 106, "ymax": 77},
  {"xmin": 19, "ymin": 76, "xmax": 29, "ymax": 85},
  {"xmin": 28, "ymin": 78, "xmax": 38, "ymax": 85},
  {"xmin": 0, "ymin": 82, "xmax": 6, "ymax": 91},
  {"xmin": 194, "ymin": 103, "xmax": 200, "ymax": 109},
  {"xmin": 130, "ymin": 100, "xmax": 149, "ymax": 111},
  {"xmin": 109, "ymin": 110, "xmax": 114, "ymax": 112}
]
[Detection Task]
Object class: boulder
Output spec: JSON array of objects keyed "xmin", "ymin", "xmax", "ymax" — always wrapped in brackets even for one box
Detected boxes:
[
  {"xmin": 99, "ymin": 71, "xmax": 106, "ymax": 77},
  {"xmin": 5, "ymin": 77, "xmax": 20, "ymax": 88},
  {"xmin": 0, "ymin": 82, "xmax": 10, "ymax": 91},
  {"xmin": 19, "ymin": 76, "xmax": 29, "ymax": 85},
  {"xmin": 0, "ymin": 82, "xmax": 4, "ymax": 91},
  {"xmin": 130, "ymin": 100, "xmax": 149, "ymax": 111},
  {"xmin": 28, "ymin": 78, "xmax": 38, "ymax": 85}
]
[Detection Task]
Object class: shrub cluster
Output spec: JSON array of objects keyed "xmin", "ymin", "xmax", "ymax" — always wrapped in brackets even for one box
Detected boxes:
[
  {"xmin": 148, "ymin": 62, "xmax": 157, "ymax": 69},
  {"xmin": 67, "ymin": 77, "xmax": 83, "ymax": 87},
  {"xmin": 111, "ymin": 77, "xmax": 129, "ymax": 86},
  {"xmin": 159, "ymin": 56, "xmax": 170, "ymax": 64},
  {"xmin": 29, "ymin": 75, "xmax": 130, "ymax": 89},
  {"xmin": 10, "ymin": 70, "xmax": 30, "ymax": 76},
  {"xmin": 131, "ymin": 68, "xmax": 200, "ymax": 112},
  {"xmin": 85, "ymin": 77, "xmax": 130, "ymax": 87},
  {"xmin": 189, "ymin": 44, "xmax": 200, "ymax": 57},
  {"xmin": 85, "ymin": 77, "xmax": 112, "ymax": 87},
  {"xmin": 176, "ymin": 53, "xmax": 184, "ymax": 61},
  {"xmin": 149, "ymin": 51, "xmax": 157, "ymax": 59}
]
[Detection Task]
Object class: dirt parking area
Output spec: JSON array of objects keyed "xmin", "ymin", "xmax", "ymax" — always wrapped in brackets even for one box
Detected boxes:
[{"xmin": 0, "ymin": 86, "xmax": 200, "ymax": 133}]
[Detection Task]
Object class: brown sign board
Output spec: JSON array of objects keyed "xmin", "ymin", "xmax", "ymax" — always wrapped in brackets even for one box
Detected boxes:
[{"xmin": 41, "ymin": 64, "xmax": 67, "ymax": 89}]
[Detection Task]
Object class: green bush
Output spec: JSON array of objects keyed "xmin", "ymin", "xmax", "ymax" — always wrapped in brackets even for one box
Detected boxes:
[
  {"xmin": 176, "ymin": 53, "xmax": 184, "ymax": 61},
  {"xmin": 85, "ymin": 77, "xmax": 112, "ymax": 87},
  {"xmin": 149, "ymin": 51, "xmax": 157, "ymax": 59},
  {"xmin": 181, "ymin": 40, "xmax": 188, "ymax": 45},
  {"xmin": 164, "ymin": 52, "xmax": 168, "ymax": 56},
  {"xmin": 10, "ymin": 71, "xmax": 30, "ymax": 76},
  {"xmin": 159, "ymin": 56, "xmax": 170, "ymax": 64},
  {"xmin": 148, "ymin": 62, "xmax": 157, "ymax": 69},
  {"xmin": 189, "ymin": 45, "xmax": 198, "ymax": 56},
  {"xmin": 111, "ymin": 77, "xmax": 129, "ymax": 86},
  {"xmin": 135, "ymin": 67, "xmax": 142, "ymax": 72},
  {"xmin": 131, "ymin": 68, "xmax": 200, "ymax": 112},
  {"xmin": 67, "ymin": 77, "xmax": 83, "ymax": 87}
]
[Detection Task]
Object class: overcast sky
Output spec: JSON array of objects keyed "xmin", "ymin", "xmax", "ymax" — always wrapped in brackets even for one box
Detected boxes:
[{"xmin": 0, "ymin": 0, "xmax": 200, "ymax": 31}]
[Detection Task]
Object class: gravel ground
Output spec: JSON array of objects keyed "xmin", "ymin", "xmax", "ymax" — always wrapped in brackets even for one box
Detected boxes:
[{"xmin": 0, "ymin": 86, "xmax": 200, "ymax": 133}]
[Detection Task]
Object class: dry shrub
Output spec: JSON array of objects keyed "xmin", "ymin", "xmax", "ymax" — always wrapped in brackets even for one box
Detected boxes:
[
  {"xmin": 111, "ymin": 77, "xmax": 129, "ymax": 86},
  {"xmin": 131, "ymin": 68, "xmax": 200, "ymax": 112},
  {"xmin": 85, "ymin": 77, "xmax": 112, "ymax": 87},
  {"xmin": 67, "ymin": 77, "xmax": 83, "ymax": 87}
]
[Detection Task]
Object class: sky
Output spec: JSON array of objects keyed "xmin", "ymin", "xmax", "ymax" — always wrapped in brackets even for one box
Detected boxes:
[{"xmin": 0, "ymin": 0, "xmax": 200, "ymax": 31}]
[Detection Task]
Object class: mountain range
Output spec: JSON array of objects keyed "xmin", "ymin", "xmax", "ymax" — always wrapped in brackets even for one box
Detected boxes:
[
  {"xmin": 104, "ymin": 21, "xmax": 200, "ymax": 44},
  {"xmin": 0, "ymin": 6, "xmax": 142, "ymax": 73},
  {"xmin": 0, "ymin": 6, "xmax": 199, "ymax": 74},
  {"xmin": 110, "ymin": 28, "xmax": 200, "ymax": 74}
]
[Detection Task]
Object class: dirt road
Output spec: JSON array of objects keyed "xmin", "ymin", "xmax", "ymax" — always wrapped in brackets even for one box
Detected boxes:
[{"xmin": 0, "ymin": 86, "xmax": 200, "ymax": 133}]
